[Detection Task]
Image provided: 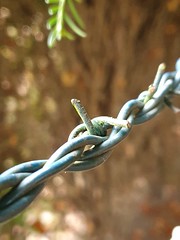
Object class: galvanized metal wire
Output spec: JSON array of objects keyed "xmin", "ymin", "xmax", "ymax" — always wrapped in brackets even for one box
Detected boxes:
[{"xmin": 0, "ymin": 59, "xmax": 179, "ymax": 223}]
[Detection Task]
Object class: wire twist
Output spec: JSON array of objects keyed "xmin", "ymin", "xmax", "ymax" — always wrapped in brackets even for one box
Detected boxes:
[{"xmin": 0, "ymin": 59, "xmax": 180, "ymax": 223}]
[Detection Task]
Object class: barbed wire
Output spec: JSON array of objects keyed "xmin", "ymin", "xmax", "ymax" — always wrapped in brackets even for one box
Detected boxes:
[{"xmin": 0, "ymin": 59, "xmax": 179, "ymax": 223}]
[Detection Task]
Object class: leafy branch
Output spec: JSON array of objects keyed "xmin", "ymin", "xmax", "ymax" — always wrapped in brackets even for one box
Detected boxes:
[{"xmin": 45, "ymin": 0, "xmax": 86, "ymax": 47}]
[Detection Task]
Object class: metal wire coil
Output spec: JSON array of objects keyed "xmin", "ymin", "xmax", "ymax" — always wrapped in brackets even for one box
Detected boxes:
[{"xmin": 0, "ymin": 59, "xmax": 179, "ymax": 223}]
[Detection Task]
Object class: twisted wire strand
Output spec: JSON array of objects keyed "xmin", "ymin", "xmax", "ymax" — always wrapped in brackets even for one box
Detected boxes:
[{"xmin": 0, "ymin": 59, "xmax": 179, "ymax": 223}]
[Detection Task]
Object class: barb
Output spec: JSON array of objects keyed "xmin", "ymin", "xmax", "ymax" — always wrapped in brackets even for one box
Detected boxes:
[{"xmin": 0, "ymin": 59, "xmax": 179, "ymax": 223}]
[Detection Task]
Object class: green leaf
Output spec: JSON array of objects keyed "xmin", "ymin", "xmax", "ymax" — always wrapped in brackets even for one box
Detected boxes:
[
  {"xmin": 64, "ymin": 13, "xmax": 86, "ymax": 38},
  {"xmin": 75, "ymin": 0, "xmax": 82, "ymax": 3},
  {"xmin": 67, "ymin": 0, "xmax": 84, "ymax": 28},
  {"xmin": 46, "ymin": 16, "xmax": 57, "ymax": 29},
  {"xmin": 62, "ymin": 29, "xmax": 75, "ymax": 40},
  {"xmin": 45, "ymin": 0, "xmax": 59, "ymax": 4},
  {"xmin": 48, "ymin": 5, "xmax": 59, "ymax": 15},
  {"xmin": 56, "ymin": 0, "xmax": 66, "ymax": 33},
  {"xmin": 47, "ymin": 29, "xmax": 59, "ymax": 48},
  {"xmin": 45, "ymin": 0, "xmax": 86, "ymax": 47}
]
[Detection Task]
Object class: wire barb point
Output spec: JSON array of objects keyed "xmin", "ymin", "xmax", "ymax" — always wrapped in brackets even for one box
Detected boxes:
[{"xmin": 71, "ymin": 98, "xmax": 97, "ymax": 135}]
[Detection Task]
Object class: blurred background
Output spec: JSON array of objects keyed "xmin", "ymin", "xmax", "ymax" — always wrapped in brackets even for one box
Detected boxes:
[{"xmin": 0, "ymin": 0, "xmax": 180, "ymax": 239}]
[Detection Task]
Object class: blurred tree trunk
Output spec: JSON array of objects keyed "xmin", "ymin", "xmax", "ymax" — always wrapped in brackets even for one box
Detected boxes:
[
  {"xmin": 0, "ymin": 0, "xmax": 180, "ymax": 239},
  {"xmin": 60, "ymin": 1, "xmax": 180, "ymax": 238}
]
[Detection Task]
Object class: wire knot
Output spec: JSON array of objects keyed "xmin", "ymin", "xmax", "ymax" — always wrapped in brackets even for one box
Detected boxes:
[{"xmin": 0, "ymin": 59, "xmax": 179, "ymax": 223}]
